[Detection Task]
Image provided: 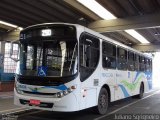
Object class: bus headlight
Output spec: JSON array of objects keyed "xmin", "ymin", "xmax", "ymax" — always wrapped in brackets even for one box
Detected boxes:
[
  {"xmin": 15, "ymin": 86, "xmax": 24, "ymax": 94},
  {"xmin": 15, "ymin": 83, "xmax": 24, "ymax": 94},
  {"xmin": 56, "ymin": 85, "xmax": 76, "ymax": 98},
  {"xmin": 63, "ymin": 90, "xmax": 68, "ymax": 95},
  {"xmin": 16, "ymin": 89, "xmax": 24, "ymax": 94},
  {"xmin": 56, "ymin": 91, "xmax": 64, "ymax": 98}
]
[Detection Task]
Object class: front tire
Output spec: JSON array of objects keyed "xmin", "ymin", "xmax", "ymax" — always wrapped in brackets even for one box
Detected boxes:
[{"xmin": 94, "ymin": 88, "xmax": 108, "ymax": 115}]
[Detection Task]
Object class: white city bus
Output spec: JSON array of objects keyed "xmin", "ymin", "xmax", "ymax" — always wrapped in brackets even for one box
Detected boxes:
[{"xmin": 13, "ymin": 23, "xmax": 152, "ymax": 114}]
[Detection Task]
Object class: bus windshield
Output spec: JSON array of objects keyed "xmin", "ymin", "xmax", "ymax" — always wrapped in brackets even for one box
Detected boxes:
[{"xmin": 18, "ymin": 39, "xmax": 78, "ymax": 77}]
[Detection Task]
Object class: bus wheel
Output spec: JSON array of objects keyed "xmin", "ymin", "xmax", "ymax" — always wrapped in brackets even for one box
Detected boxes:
[
  {"xmin": 94, "ymin": 88, "xmax": 108, "ymax": 115},
  {"xmin": 137, "ymin": 83, "xmax": 144, "ymax": 99}
]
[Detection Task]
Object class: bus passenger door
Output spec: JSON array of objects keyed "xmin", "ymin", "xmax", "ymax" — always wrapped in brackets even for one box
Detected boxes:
[{"xmin": 79, "ymin": 33, "xmax": 100, "ymax": 109}]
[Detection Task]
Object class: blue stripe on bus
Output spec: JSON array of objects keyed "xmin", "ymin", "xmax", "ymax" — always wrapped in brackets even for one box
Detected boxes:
[
  {"xmin": 133, "ymin": 72, "xmax": 140, "ymax": 83},
  {"xmin": 43, "ymin": 85, "xmax": 68, "ymax": 91},
  {"xmin": 29, "ymin": 84, "xmax": 68, "ymax": 93},
  {"xmin": 118, "ymin": 85, "xmax": 130, "ymax": 97}
]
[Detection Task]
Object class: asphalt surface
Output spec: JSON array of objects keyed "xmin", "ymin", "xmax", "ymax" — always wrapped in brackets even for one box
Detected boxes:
[
  {"xmin": 1, "ymin": 89, "xmax": 160, "ymax": 120},
  {"xmin": 0, "ymin": 97, "xmax": 21, "ymax": 112}
]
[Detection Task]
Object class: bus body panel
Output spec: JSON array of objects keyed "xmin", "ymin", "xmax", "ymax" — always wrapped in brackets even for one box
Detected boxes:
[
  {"xmin": 115, "ymin": 70, "xmax": 132, "ymax": 100},
  {"xmin": 100, "ymin": 69, "xmax": 116, "ymax": 102},
  {"xmin": 131, "ymin": 71, "xmax": 145, "ymax": 96},
  {"xmin": 79, "ymin": 66, "xmax": 101, "ymax": 109}
]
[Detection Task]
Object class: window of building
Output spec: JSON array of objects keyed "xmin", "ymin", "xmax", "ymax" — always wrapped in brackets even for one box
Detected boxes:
[{"xmin": 4, "ymin": 42, "xmax": 18, "ymax": 73}]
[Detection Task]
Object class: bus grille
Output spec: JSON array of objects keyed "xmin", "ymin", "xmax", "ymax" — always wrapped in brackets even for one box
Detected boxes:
[{"xmin": 22, "ymin": 91, "xmax": 56, "ymax": 96}]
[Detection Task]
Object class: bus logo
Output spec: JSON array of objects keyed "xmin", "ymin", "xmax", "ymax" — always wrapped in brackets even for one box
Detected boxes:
[{"xmin": 38, "ymin": 66, "xmax": 47, "ymax": 76}]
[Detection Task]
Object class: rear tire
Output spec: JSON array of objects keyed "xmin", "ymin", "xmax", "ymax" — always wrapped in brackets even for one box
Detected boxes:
[
  {"xmin": 93, "ymin": 88, "xmax": 108, "ymax": 115},
  {"xmin": 137, "ymin": 83, "xmax": 144, "ymax": 99}
]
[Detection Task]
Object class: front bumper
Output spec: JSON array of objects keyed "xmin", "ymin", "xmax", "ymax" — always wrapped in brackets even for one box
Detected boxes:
[{"xmin": 14, "ymin": 88, "xmax": 79, "ymax": 112}]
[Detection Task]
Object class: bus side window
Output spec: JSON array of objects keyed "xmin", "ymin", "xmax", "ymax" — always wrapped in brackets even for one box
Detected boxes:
[
  {"xmin": 146, "ymin": 58, "xmax": 149, "ymax": 72},
  {"xmin": 117, "ymin": 47, "xmax": 127, "ymax": 70},
  {"xmin": 102, "ymin": 41, "xmax": 116, "ymax": 69},
  {"xmin": 149, "ymin": 59, "xmax": 152, "ymax": 72},
  {"xmin": 128, "ymin": 51, "xmax": 135, "ymax": 71},
  {"xmin": 79, "ymin": 33, "xmax": 100, "ymax": 82},
  {"xmin": 145, "ymin": 58, "xmax": 152, "ymax": 72},
  {"xmin": 139, "ymin": 56, "xmax": 145, "ymax": 71},
  {"xmin": 134, "ymin": 54, "xmax": 139, "ymax": 71},
  {"xmin": 80, "ymin": 40, "xmax": 92, "ymax": 67}
]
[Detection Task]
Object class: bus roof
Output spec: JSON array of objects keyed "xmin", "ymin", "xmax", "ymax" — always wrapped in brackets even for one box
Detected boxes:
[{"xmin": 22, "ymin": 22, "xmax": 152, "ymax": 59}]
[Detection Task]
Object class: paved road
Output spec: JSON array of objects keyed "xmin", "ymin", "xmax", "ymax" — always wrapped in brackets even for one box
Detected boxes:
[
  {"xmin": 1, "ymin": 89, "xmax": 160, "ymax": 120},
  {"xmin": 0, "ymin": 98, "xmax": 22, "ymax": 113}
]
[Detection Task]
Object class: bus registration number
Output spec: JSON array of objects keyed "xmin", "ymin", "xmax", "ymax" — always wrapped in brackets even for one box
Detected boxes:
[{"xmin": 29, "ymin": 99, "xmax": 40, "ymax": 105}]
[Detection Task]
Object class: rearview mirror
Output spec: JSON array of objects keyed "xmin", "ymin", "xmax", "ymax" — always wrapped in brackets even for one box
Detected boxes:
[{"xmin": 10, "ymin": 40, "xmax": 20, "ymax": 62}]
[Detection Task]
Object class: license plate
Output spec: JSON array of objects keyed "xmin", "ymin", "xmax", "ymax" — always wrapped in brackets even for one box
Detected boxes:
[{"xmin": 29, "ymin": 99, "xmax": 40, "ymax": 105}]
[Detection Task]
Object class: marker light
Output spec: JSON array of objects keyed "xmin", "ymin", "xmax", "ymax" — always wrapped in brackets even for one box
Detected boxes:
[
  {"xmin": 56, "ymin": 85, "xmax": 76, "ymax": 98},
  {"xmin": 71, "ymin": 85, "xmax": 76, "ymax": 89}
]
